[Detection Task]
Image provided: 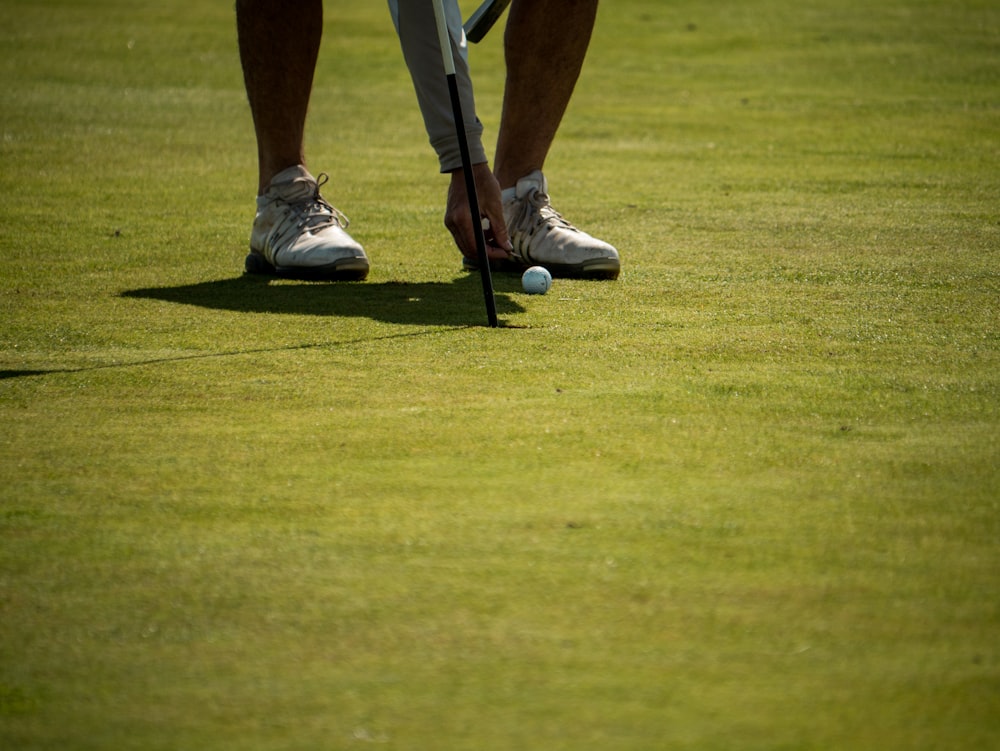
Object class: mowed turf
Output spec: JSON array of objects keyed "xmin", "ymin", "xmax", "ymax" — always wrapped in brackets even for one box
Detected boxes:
[{"xmin": 1, "ymin": 0, "xmax": 998, "ymax": 748}]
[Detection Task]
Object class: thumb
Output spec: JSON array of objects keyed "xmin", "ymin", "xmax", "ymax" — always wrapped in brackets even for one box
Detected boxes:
[{"xmin": 484, "ymin": 213, "xmax": 512, "ymax": 254}]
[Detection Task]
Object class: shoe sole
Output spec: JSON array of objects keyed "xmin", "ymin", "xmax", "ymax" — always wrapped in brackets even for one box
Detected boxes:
[
  {"xmin": 245, "ymin": 251, "xmax": 369, "ymax": 281},
  {"xmin": 462, "ymin": 256, "xmax": 620, "ymax": 281}
]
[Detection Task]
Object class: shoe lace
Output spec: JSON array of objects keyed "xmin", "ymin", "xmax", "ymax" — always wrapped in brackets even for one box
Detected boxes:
[
  {"xmin": 509, "ymin": 188, "xmax": 578, "ymax": 250},
  {"xmin": 271, "ymin": 173, "xmax": 350, "ymax": 246}
]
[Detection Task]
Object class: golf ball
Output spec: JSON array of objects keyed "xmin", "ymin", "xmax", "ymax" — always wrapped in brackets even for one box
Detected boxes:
[{"xmin": 522, "ymin": 266, "xmax": 552, "ymax": 295}]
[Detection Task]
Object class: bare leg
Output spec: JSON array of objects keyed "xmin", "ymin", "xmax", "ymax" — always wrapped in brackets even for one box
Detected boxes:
[
  {"xmin": 492, "ymin": 0, "xmax": 599, "ymax": 190},
  {"xmin": 236, "ymin": 0, "xmax": 322, "ymax": 194}
]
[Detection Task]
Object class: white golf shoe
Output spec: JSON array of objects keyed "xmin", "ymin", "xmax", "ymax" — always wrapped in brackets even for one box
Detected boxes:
[
  {"xmin": 245, "ymin": 165, "xmax": 369, "ymax": 280},
  {"xmin": 464, "ymin": 170, "xmax": 620, "ymax": 279}
]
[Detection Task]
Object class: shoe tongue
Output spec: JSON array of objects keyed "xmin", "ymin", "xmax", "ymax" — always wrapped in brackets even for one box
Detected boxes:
[
  {"xmin": 515, "ymin": 170, "xmax": 547, "ymax": 200},
  {"xmin": 269, "ymin": 166, "xmax": 317, "ymax": 202}
]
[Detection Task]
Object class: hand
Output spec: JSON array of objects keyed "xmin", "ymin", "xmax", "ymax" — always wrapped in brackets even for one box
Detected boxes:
[{"xmin": 445, "ymin": 163, "xmax": 513, "ymax": 261}]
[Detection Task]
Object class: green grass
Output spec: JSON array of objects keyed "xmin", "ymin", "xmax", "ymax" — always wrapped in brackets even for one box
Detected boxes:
[{"xmin": 1, "ymin": 0, "xmax": 998, "ymax": 748}]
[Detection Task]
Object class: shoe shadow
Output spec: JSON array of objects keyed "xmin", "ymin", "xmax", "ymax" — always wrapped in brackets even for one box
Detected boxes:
[{"xmin": 121, "ymin": 274, "xmax": 525, "ymax": 327}]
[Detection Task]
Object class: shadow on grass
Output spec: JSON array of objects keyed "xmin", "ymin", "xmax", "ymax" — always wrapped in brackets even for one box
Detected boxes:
[
  {"xmin": 0, "ymin": 327, "xmax": 479, "ymax": 381},
  {"xmin": 0, "ymin": 277, "xmax": 526, "ymax": 381},
  {"xmin": 0, "ymin": 370, "xmax": 54, "ymax": 380},
  {"xmin": 120, "ymin": 274, "xmax": 525, "ymax": 327}
]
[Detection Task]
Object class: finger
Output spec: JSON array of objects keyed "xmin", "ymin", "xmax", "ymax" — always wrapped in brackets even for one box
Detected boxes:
[
  {"xmin": 450, "ymin": 227, "xmax": 475, "ymax": 260},
  {"xmin": 447, "ymin": 215, "xmax": 478, "ymax": 260},
  {"xmin": 472, "ymin": 170, "xmax": 511, "ymax": 254},
  {"xmin": 481, "ymin": 218, "xmax": 511, "ymax": 260},
  {"xmin": 483, "ymin": 212, "xmax": 512, "ymax": 253}
]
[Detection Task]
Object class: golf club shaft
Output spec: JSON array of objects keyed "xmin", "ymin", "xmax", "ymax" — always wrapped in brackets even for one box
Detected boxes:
[
  {"xmin": 432, "ymin": 0, "xmax": 498, "ymax": 328},
  {"xmin": 463, "ymin": 0, "xmax": 512, "ymax": 44}
]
